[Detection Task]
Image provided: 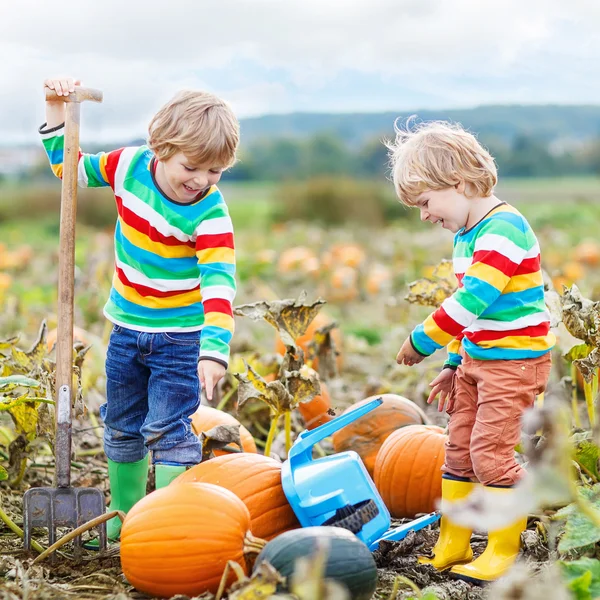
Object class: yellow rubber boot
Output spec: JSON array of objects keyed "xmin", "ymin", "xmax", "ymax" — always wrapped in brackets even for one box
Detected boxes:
[
  {"xmin": 418, "ymin": 477, "xmax": 477, "ymax": 570},
  {"xmin": 451, "ymin": 487, "xmax": 527, "ymax": 584}
]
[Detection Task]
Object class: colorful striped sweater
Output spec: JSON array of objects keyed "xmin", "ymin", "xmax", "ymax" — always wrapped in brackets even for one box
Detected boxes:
[
  {"xmin": 411, "ymin": 203, "xmax": 555, "ymax": 367},
  {"xmin": 40, "ymin": 123, "xmax": 236, "ymax": 367}
]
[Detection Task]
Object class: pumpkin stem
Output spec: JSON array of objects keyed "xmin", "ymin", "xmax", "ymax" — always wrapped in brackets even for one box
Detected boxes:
[
  {"xmin": 243, "ymin": 530, "xmax": 267, "ymax": 574},
  {"xmin": 571, "ymin": 362, "xmax": 582, "ymax": 428},
  {"xmin": 284, "ymin": 410, "xmax": 292, "ymax": 454},
  {"xmin": 243, "ymin": 530, "xmax": 267, "ymax": 555},
  {"xmin": 263, "ymin": 413, "xmax": 279, "ymax": 457},
  {"xmin": 584, "ymin": 376, "xmax": 596, "ymax": 427},
  {"xmin": 216, "ymin": 384, "xmax": 237, "ymax": 412}
]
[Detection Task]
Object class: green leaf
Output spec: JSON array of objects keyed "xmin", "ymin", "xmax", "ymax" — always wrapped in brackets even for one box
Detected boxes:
[
  {"xmin": 564, "ymin": 343, "xmax": 593, "ymax": 362},
  {"xmin": 560, "ymin": 557, "xmax": 600, "ymax": 600},
  {"xmin": 575, "ymin": 440, "xmax": 600, "ymax": 481},
  {"xmin": 0, "ymin": 375, "xmax": 40, "ymax": 391},
  {"xmin": 556, "ymin": 485, "xmax": 600, "ymax": 552},
  {"xmin": 0, "ymin": 465, "xmax": 7, "ymax": 481}
]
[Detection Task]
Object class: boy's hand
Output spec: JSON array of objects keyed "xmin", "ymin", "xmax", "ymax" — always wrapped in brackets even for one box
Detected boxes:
[
  {"xmin": 428, "ymin": 368, "xmax": 456, "ymax": 412},
  {"xmin": 396, "ymin": 336, "xmax": 425, "ymax": 366},
  {"xmin": 43, "ymin": 77, "xmax": 82, "ymax": 128},
  {"xmin": 198, "ymin": 359, "xmax": 226, "ymax": 401},
  {"xmin": 44, "ymin": 77, "xmax": 81, "ymax": 97}
]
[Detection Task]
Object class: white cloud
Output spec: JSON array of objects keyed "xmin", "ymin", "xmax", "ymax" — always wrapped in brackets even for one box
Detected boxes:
[{"xmin": 1, "ymin": 0, "xmax": 598, "ymax": 143}]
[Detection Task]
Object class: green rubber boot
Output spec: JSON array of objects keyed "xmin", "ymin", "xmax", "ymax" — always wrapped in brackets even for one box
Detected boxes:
[
  {"xmin": 85, "ymin": 455, "xmax": 149, "ymax": 549},
  {"xmin": 155, "ymin": 464, "xmax": 187, "ymax": 489}
]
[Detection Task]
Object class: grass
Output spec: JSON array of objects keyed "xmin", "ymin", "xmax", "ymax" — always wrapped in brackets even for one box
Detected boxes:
[{"xmin": 1, "ymin": 176, "xmax": 599, "ymax": 238}]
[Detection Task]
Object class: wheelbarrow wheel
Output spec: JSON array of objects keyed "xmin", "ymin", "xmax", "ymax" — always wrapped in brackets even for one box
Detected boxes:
[{"xmin": 322, "ymin": 499, "xmax": 380, "ymax": 534}]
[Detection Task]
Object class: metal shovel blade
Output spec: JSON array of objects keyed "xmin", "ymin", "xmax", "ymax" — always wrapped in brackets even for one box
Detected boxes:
[
  {"xmin": 22, "ymin": 386, "xmax": 108, "ymax": 554},
  {"xmin": 23, "ymin": 485, "xmax": 107, "ymax": 552}
]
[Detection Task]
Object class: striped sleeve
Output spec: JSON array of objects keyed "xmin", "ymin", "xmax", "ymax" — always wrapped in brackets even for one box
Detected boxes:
[
  {"xmin": 195, "ymin": 202, "xmax": 236, "ymax": 367},
  {"xmin": 444, "ymin": 337, "xmax": 463, "ymax": 369},
  {"xmin": 39, "ymin": 123, "xmax": 123, "ymax": 188},
  {"xmin": 411, "ymin": 219, "xmax": 530, "ymax": 357}
]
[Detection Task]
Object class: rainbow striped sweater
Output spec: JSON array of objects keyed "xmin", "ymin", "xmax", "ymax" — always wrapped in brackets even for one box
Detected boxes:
[
  {"xmin": 40, "ymin": 123, "xmax": 236, "ymax": 367},
  {"xmin": 411, "ymin": 203, "xmax": 555, "ymax": 367}
]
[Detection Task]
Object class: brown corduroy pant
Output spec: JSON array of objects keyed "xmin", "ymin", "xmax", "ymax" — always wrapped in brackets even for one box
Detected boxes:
[{"xmin": 443, "ymin": 350, "xmax": 552, "ymax": 486}]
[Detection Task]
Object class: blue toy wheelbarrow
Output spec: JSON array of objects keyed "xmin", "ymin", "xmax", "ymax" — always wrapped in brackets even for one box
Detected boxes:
[{"xmin": 281, "ymin": 397, "xmax": 440, "ymax": 551}]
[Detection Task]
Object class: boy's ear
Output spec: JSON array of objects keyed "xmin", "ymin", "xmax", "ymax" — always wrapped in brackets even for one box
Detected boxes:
[{"xmin": 455, "ymin": 180, "xmax": 466, "ymax": 194}]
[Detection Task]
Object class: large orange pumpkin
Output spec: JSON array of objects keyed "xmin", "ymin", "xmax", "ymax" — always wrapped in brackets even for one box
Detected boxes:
[
  {"xmin": 120, "ymin": 482, "xmax": 264, "ymax": 597},
  {"xmin": 331, "ymin": 394, "xmax": 429, "ymax": 476},
  {"xmin": 374, "ymin": 425, "xmax": 446, "ymax": 518},
  {"xmin": 275, "ymin": 312, "xmax": 343, "ymax": 372},
  {"xmin": 190, "ymin": 405, "xmax": 257, "ymax": 455},
  {"xmin": 297, "ymin": 382, "xmax": 334, "ymax": 430},
  {"xmin": 174, "ymin": 453, "xmax": 299, "ymax": 540}
]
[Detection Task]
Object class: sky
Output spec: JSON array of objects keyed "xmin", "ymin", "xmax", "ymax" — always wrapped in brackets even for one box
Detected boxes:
[{"xmin": 1, "ymin": 0, "xmax": 599, "ymax": 144}]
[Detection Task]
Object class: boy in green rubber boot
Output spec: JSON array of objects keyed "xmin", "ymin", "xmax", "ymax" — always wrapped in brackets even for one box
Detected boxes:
[
  {"xmin": 389, "ymin": 120, "xmax": 554, "ymax": 584},
  {"xmin": 40, "ymin": 77, "xmax": 240, "ymax": 544}
]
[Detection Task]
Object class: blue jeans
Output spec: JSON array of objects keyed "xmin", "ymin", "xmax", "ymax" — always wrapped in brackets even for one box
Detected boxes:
[{"xmin": 100, "ymin": 324, "xmax": 203, "ymax": 466}]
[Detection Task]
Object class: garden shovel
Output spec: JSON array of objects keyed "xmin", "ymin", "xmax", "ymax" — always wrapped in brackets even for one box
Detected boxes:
[{"xmin": 23, "ymin": 86, "xmax": 108, "ymax": 553}]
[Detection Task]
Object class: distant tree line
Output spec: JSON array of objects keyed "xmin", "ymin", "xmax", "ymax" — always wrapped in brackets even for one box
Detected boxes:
[{"xmin": 225, "ymin": 132, "xmax": 600, "ymax": 182}]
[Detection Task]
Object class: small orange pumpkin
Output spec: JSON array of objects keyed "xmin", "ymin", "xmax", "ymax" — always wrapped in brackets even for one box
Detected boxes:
[
  {"xmin": 574, "ymin": 241, "xmax": 600, "ymax": 266},
  {"xmin": 120, "ymin": 482, "xmax": 264, "ymax": 597},
  {"xmin": 175, "ymin": 453, "xmax": 299, "ymax": 540},
  {"xmin": 46, "ymin": 324, "xmax": 90, "ymax": 352},
  {"xmin": 297, "ymin": 381, "xmax": 334, "ymax": 430},
  {"xmin": 275, "ymin": 312, "xmax": 343, "ymax": 372},
  {"xmin": 332, "ymin": 394, "xmax": 429, "ymax": 476},
  {"xmin": 190, "ymin": 405, "xmax": 257, "ymax": 455},
  {"xmin": 374, "ymin": 425, "xmax": 446, "ymax": 518}
]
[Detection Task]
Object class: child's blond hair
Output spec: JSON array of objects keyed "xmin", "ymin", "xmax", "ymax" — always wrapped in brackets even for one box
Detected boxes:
[
  {"xmin": 387, "ymin": 119, "xmax": 497, "ymax": 206},
  {"xmin": 148, "ymin": 90, "xmax": 239, "ymax": 168}
]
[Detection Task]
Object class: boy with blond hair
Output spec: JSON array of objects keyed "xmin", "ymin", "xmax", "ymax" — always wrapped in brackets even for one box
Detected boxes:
[
  {"xmin": 40, "ymin": 77, "xmax": 239, "ymax": 543},
  {"xmin": 391, "ymin": 120, "xmax": 554, "ymax": 583}
]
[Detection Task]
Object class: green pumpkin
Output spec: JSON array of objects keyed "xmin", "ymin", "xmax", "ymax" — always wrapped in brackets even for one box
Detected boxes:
[{"xmin": 253, "ymin": 526, "xmax": 377, "ymax": 600}]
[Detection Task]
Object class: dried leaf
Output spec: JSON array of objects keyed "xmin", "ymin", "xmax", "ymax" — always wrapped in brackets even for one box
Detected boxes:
[
  {"xmin": 200, "ymin": 424, "xmax": 242, "ymax": 458},
  {"xmin": 574, "ymin": 347, "xmax": 600, "ymax": 383},
  {"xmin": 405, "ymin": 259, "xmax": 457, "ymax": 307},
  {"xmin": 10, "ymin": 321, "xmax": 48, "ymax": 373},
  {"xmin": 234, "ymin": 363, "xmax": 293, "ymax": 413},
  {"xmin": 306, "ymin": 322, "xmax": 340, "ymax": 379},
  {"xmin": 228, "ymin": 562, "xmax": 285, "ymax": 599},
  {"xmin": 285, "ymin": 365, "xmax": 321, "ymax": 409},
  {"xmin": 235, "ymin": 293, "xmax": 326, "ymax": 348},
  {"xmin": 561, "ymin": 285, "xmax": 600, "ymax": 347},
  {"xmin": 7, "ymin": 398, "xmax": 41, "ymax": 440}
]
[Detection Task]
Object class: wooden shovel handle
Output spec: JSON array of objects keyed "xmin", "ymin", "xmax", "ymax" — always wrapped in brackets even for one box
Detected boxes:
[
  {"xmin": 53, "ymin": 86, "xmax": 103, "ymax": 487},
  {"xmin": 45, "ymin": 86, "xmax": 103, "ymax": 103}
]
